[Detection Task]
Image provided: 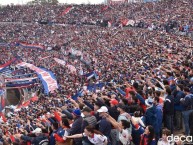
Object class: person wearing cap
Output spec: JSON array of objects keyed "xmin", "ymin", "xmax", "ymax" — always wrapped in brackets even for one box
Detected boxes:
[
  {"xmin": 67, "ymin": 109, "xmax": 83, "ymax": 145},
  {"xmin": 97, "ymin": 106, "xmax": 112, "ymax": 138},
  {"xmin": 81, "ymin": 107, "xmax": 97, "ymax": 145},
  {"xmin": 15, "ymin": 127, "xmax": 49, "ymax": 145},
  {"xmin": 109, "ymin": 99, "xmax": 120, "ymax": 120}
]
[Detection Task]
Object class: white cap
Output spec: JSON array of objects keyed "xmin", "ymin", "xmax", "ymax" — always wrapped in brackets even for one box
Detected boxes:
[
  {"xmin": 32, "ymin": 128, "xmax": 42, "ymax": 134},
  {"xmin": 46, "ymin": 112, "xmax": 50, "ymax": 115},
  {"xmin": 97, "ymin": 106, "xmax": 108, "ymax": 113}
]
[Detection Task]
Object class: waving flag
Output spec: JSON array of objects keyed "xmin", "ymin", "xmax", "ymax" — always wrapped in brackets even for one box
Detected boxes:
[
  {"xmin": 17, "ymin": 62, "xmax": 58, "ymax": 94},
  {"xmin": 54, "ymin": 58, "xmax": 76, "ymax": 74},
  {"xmin": 71, "ymin": 90, "xmax": 83, "ymax": 100},
  {"xmin": 121, "ymin": 19, "xmax": 135, "ymax": 27},
  {"xmin": 66, "ymin": 64, "xmax": 77, "ymax": 74},
  {"xmin": 22, "ymin": 100, "xmax": 31, "ymax": 107},
  {"xmin": 70, "ymin": 48, "xmax": 83, "ymax": 57},
  {"xmin": 30, "ymin": 96, "xmax": 38, "ymax": 102},
  {"xmin": 0, "ymin": 58, "xmax": 16, "ymax": 73},
  {"xmin": 101, "ymin": 5, "xmax": 108, "ymax": 11},
  {"xmin": 19, "ymin": 42, "xmax": 45, "ymax": 50},
  {"xmin": 61, "ymin": 6, "xmax": 74, "ymax": 16},
  {"xmin": 54, "ymin": 58, "xmax": 66, "ymax": 66},
  {"xmin": 85, "ymin": 71, "xmax": 98, "ymax": 80}
]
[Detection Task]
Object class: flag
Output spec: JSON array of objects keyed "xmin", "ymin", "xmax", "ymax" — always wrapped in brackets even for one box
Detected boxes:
[
  {"xmin": 70, "ymin": 48, "xmax": 83, "ymax": 57},
  {"xmin": 85, "ymin": 71, "xmax": 98, "ymax": 80},
  {"xmin": 66, "ymin": 64, "xmax": 77, "ymax": 74},
  {"xmin": 30, "ymin": 96, "xmax": 38, "ymax": 102},
  {"xmin": 17, "ymin": 62, "xmax": 58, "ymax": 94},
  {"xmin": 121, "ymin": 19, "xmax": 135, "ymax": 27},
  {"xmin": 108, "ymin": 21, "xmax": 112, "ymax": 27},
  {"xmin": 71, "ymin": 90, "xmax": 83, "ymax": 100},
  {"xmin": 61, "ymin": 6, "xmax": 73, "ymax": 16},
  {"xmin": 54, "ymin": 58, "xmax": 76, "ymax": 74},
  {"xmin": 101, "ymin": 5, "xmax": 108, "ymax": 11},
  {"xmin": 22, "ymin": 100, "xmax": 30, "ymax": 107},
  {"xmin": 19, "ymin": 42, "xmax": 45, "ymax": 50},
  {"xmin": 54, "ymin": 58, "xmax": 66, "ymax": 66},
  {"xmin": 0, "ymin": 112, "xmax": 7, "ymax": 122},
  {"xmin": 0, "ymin": 58, "xmax": 17, "ymax": 73}
]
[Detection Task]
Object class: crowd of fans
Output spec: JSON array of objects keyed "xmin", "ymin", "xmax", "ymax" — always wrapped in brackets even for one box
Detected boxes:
[{"xmin": 0, "ymin": 0, "xmax": 193, "ymax": 145}]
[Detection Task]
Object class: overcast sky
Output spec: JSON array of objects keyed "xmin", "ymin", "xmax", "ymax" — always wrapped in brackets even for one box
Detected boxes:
[{"xmin": 0, "ymin": 0, "xmax": 105, "ymax": 5}]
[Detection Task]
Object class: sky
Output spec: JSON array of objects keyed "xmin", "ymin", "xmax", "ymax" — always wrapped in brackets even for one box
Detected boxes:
[{"xmin": 0, "ymin": 0, "xmax": 106, "ymax": 5}]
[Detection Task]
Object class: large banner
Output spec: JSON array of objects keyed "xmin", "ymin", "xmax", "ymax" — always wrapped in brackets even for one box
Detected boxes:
[{"xmin": 17, "ymin": 62, "xmax": 58, "ymax": 94}]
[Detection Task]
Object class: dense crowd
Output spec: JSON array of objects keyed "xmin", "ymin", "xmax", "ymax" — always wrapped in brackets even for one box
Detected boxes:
[{"xmin": 0, "ymin": 0, "xmax": 193, "ymax": 145}]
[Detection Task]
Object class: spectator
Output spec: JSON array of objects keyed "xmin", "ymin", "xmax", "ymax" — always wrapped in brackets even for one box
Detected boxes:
[
  {"xmin": 64, "ymin": 126, "xmax": 108, "ymax": 145},
  {"xmin": 140, "ymin": 125, "xmax": 156, "ymax": 145},
  {"xmin": 67, "ymin": 109, "xmax": 83, "ymax": 145},
  {"xmin": 180, "ymin": 87, "xmax": 193, "ymax": 135},
  {"xmin": 157, "ymin": 128, "xmax": 174, "ymax": 145},
  {"xmin": 163, "ymin": 86, "xmax": 174, "ymax": 133}
]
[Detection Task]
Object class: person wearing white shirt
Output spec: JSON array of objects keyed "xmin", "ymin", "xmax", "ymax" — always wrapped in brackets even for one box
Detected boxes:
[
  {"xmin": 158, "ymin": 128, "xmax": 174, "ymax": 145},
  {"xmin": 64, "ymin": 126, "xmax": 108, "ymax": 145}
]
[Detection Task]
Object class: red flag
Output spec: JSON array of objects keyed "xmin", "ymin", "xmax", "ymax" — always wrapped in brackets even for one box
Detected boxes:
[
  {"xmin": 61, "ymin": 6, "xmax": 73, "ymax": 16},
  {"xmin": 0, "ymin": 112, "xmax": 7, "ymax": 122},
  {"xmin": 22, "ymin": 100, "xmax": 30, "ymax": 107},
  {"xmin": 101, "ymin": 5, "xmax": 108, "ymax": 11},
  {"xmin": 30, "ymin": 96, "xmax": 38, "ymax": 102}
]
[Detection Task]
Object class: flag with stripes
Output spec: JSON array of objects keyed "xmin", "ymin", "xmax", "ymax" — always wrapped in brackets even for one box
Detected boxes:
[{"xmin": 61, "ymin": 6, "xmax": 74, "ymax": 16}]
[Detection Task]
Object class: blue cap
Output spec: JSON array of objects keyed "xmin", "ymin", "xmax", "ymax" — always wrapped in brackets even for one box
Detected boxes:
[{"xmin": 73, "ymin": 109, "xmax": 81, "ymax": 116}]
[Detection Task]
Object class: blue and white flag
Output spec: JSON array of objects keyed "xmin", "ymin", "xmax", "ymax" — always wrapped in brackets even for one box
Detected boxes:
[
  {"xmin": 17, "ymin": 62, "xmax": 58, "ymax": 94},
  {"xmin": 85, "ymin": 71, "xmax": 99, "ymax": 80}
]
